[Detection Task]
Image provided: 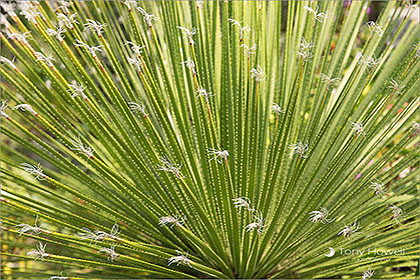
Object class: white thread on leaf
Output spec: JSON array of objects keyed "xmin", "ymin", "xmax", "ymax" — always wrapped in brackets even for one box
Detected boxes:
[
  {"xmin": 70, "ymin": 136, "xmax": 94, "ymax": 159},
  {"xmin": 98, "ymin": 244, "xmax": 119, "ymax": 262},
  {"xmin": 158, "ymin": 215, "xmax": 185, "ymax": 228},
  {"xmin": 83, "ymin": 19, "xmax": 107, "ymax": 36},
  {"xmin": 245, "ymin": 211, "xmax": 267, "ymax": 235},
  {"xmin": 137, "ymin": 7, "xmax": 158, "ymax": 26},
  {"xmin": 289, "ymin": 141, "xmax": 308, "ymax": 158},
  {"xmin": 250, "ymin": 65, "xmax": 265, "ymax": 81},
  {"xmin": 13, "ymin": 104, "xmax": 38, "ymax": 116},
  {"xmin": 20, "ymin": 163, "xmax": 46, "ymax": 180},
  {"xmin": 177, "ymin": 26, "xmax": 197, "ymax": 45},
  {"xmin": 338, "ymin": 221, "xmax": 361, "ymax": 239},
  {"xmin": 228, "ymin": 18, "xmax": 250, "ymax": 41},
  {"xmin": 232, "ymin": 197, "xmax": 254, "ymax": 212},
  {"xmin": 309, "ymin": 207, "xmax": 334, "ymax": 224},
  {"xmin": 168, "ymin": 250, "xmax": 192, "ymax": 267},
  {"xmin": 350, "ymin": 121, "xmax": 366, "ymax": 137},
  {"xmin": 208, "ymin": 148, "xmax": 229, "ymax": 163},
  {"xmin": 74, "ymin": 40, "xmax": 103, "ymax": 57},
  {"xmin": 27, "ymin": 242, "xmax": 49, "ymax": 260}
]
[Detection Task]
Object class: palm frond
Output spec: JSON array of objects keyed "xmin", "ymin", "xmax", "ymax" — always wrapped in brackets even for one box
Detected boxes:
[{"xmin": 1, "ymin": 1, "xmax": 419, "ymax": 279}]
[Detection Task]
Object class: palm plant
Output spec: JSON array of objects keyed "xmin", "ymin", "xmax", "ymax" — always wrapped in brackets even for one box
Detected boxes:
[{"xmin": 1, "ymin": 0, "xmax": 419, "ymax": 279}]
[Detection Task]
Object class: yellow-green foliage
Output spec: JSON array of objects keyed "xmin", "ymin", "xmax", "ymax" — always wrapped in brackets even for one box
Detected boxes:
[{"xmin": 1, "ymin": 1, "xmax": 419, "ymax": 279}]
